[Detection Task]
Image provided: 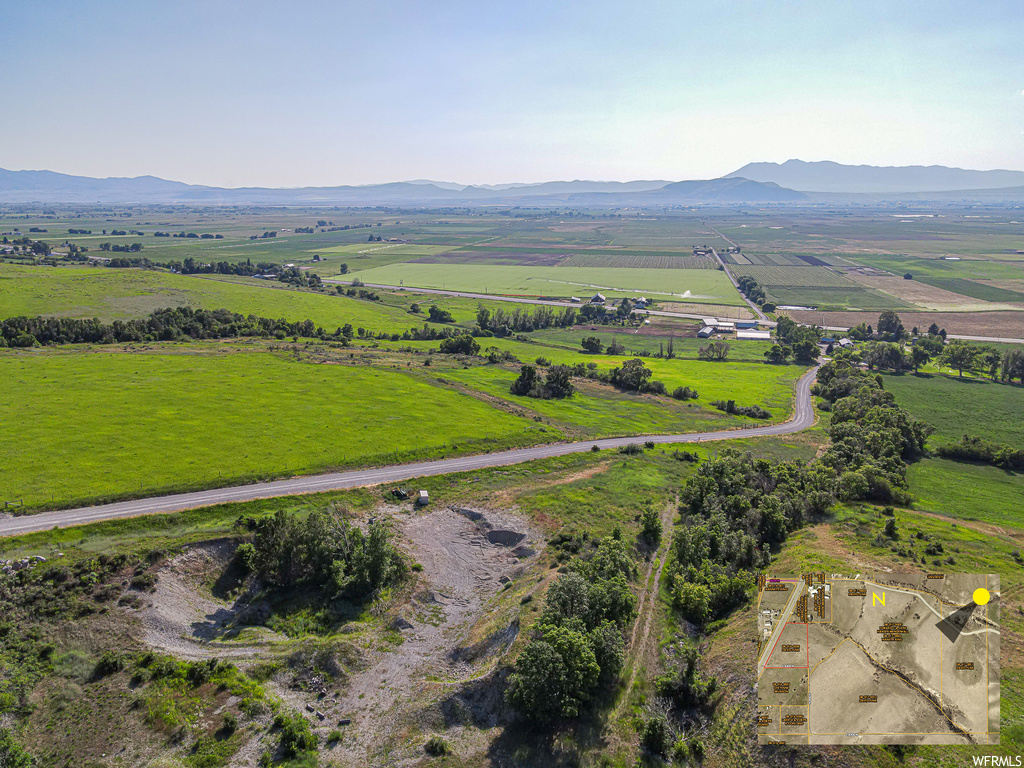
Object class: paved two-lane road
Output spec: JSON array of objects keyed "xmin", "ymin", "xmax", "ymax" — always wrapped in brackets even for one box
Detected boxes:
[{"xmin": 0, "ymin": 367, "xmax": 819, "ymax": 536}]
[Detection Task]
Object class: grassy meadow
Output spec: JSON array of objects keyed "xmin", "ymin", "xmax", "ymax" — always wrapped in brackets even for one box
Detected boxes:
[
  {"xmin": 0, "ymin": 344, "xmax": 551, "ymax": 509},
  {"xmin": 879, "ymin": 371, "xmax": 1024, "ymax": 446},
  {"xmin": 906, "ymin": 458, "xmax": 1024, "ymax": 529},
  {"xmin": 0, "ymin": 264, "xmax": 440, "ymax": 331},
  {"xmin": 0, "ymin": 336, "xmax": 808, "ymax": 510}
]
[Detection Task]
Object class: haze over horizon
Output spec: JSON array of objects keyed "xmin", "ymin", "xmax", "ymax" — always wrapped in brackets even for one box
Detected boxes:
[{"xmin": 2, "ymin": 0, "xmax": 1023, "ymax": 188}]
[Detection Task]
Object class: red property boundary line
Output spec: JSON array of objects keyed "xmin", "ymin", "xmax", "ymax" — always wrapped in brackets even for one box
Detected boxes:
[{"xmin": 764, "ymin": 622, "xmax": 810, "ymax": 670}]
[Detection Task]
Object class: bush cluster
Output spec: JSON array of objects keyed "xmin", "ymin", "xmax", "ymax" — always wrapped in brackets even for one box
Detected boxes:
[
  {"xmin": 238, "ymin": 508, "xmax": 407, "ymax": 602},
  {"xmin": 710, "ymin": 399, "xmax": 771, "ymax": 419},
  {"xmin": 506, "ymin": 536, "xmax": 637, "ymax": 722}
]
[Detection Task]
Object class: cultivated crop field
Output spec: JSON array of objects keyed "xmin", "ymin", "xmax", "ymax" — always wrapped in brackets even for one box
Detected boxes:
[
  {"xmin": 732, "ymin": 265, "xmax": 857, "ymax": 288},
  {"xmin": 558, "ymin": 253, "xmax": 718, "ymax": 269},
  {"xmin": 785, "ymin": 308, "xmax": 1024, "ymax": 337},
  {"xmin": 341, "ymin": 263, "xmax": 746, "ymax": 303}
]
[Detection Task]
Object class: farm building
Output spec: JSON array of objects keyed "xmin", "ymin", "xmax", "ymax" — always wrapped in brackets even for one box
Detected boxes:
[
  {"xmin": 590, "ymin": 293, "xmax": 606, "ymax": 304},
  {"xmin": 714, "ymin": 321, "xmax": 736, "ymax": 333},
  {"xmin": 697, "ymin": 326, "xmax": 715, "ymax": 338},
  {"xmin": 701, "ymin": 317, "xmax": 718, "ymax": 326},
  {"xmin": 737, "ymin": 330, "xmax": 771, "ymax": 341},
  {"xmin": 569, "ymin": 296, "xmax": 581, "ymax": 303},
  {"xmin": 838, "ymin": 338, "xmax": 853, "ymax": 348},
  {"xmin": 736, "ymin": 320, "xmax": 759, "ymax": 329}
]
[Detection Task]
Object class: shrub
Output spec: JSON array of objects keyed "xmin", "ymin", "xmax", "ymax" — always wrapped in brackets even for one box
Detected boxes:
[
  {"xmin": 710, "ymin": 399, "xmax": 770, "ymax": 419},
  {"xmin": 221, "ymin": 712, "xmax": 238, "ymax": 733},
  {"xmin": 639, "ymin": 507, "xmax": 662, "ymax": 546},
  {"xmin": 274, "ymin": 711, "xmax": 317, "ymax": 758},
  {"xmin": 671, "ymin": 385, "xmax": 698, "ymax": 400},
  {"xmin": 641, "ymin": 714, "xmax": 672, "ymax": 757},
  {"xmin": 424, "ymin": 735, "xmax": 451, "ymax": 756},
  {"xmin": 130, "ymin": 572, "xmax": 158, "ymax": 591},
  {"xmin": 671, "ymin": 449, "xmax": 699, "ymax": 463},
  {"xmin": 93, "ymin": 650, "xmax": 126, "ymax": 679},
  {"xmin": 438, "ymin": 334, "xmax": 479, "ymax": 355}
]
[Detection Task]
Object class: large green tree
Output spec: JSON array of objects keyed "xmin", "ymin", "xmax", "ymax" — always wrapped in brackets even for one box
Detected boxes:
[{"xmin": 940, "ymin": 341, "xmax": 978, "ymax": 378}]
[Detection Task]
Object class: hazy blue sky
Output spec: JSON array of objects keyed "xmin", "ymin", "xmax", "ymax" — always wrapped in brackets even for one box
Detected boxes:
[{"xmin": 2, "ymin": 0, "xmax": 1022, "ymax": 186}]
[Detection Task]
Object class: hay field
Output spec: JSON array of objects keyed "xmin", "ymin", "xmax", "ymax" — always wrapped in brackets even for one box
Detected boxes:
[
  {"xmin": 346, "ymin": 263, "xmax": 746, "ymax": 304},
  {"xmin": 0, "ymin": 344, "xmax": 548, "ymax": 509}
]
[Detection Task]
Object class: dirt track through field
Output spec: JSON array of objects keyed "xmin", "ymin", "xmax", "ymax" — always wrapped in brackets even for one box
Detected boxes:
[{"xmin": 614, "ymin": 501, "xmax": 677, "ymax": 723}]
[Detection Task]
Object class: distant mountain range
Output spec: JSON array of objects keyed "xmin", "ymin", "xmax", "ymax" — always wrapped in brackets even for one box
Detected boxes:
[
  {"xmin": 0, "ymin": 168, "xmax": 803, "ymax": 205},
  {"xmin": 727, "ymin": 159, "xmax": 1024, "ymax": 194},
  {"xmin": 2, "ymin": 161, "xmax": 1023, "ymax": 205}
]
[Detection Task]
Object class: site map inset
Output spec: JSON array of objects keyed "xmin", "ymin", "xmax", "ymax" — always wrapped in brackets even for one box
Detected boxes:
[{"xmin": 756, "ymin": 573, "xmax": 1000, "ymax": 745}]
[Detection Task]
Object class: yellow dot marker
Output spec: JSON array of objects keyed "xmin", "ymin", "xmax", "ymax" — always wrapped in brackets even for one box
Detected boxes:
[{"xmin": 973, "ymin": 588, "xmax": 990, "ymax": 605}]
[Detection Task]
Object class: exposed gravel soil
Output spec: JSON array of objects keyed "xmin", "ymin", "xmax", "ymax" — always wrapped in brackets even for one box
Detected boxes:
[
  {"xmin": 328, "ymin": 505, "xmax": 540, "ymax": 765},
  {"xmin": 136, "ymin": 507, "xmax": 540, "ymax": 766}
]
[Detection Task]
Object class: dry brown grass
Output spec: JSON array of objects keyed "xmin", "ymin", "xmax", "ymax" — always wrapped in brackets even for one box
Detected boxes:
[
  {"xmin": 660, "ymin": 301, "xmax": 754, "ymax": 319},
  {"xmin": 785, "ymin": 309, "xmax": 1024, "ymax": 338},
  {"xmin": 843, "ymin": 273, "xmax": 981, "ymax": 310}
]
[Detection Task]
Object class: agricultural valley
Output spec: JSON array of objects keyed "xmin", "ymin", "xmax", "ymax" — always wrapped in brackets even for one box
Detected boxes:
[{"xmin": 0, "ymin": 200, "xmax": 1022, "ymax": 768}]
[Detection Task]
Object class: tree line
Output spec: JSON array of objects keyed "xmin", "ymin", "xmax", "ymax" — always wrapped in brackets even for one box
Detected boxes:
[
  {"xmin": 507, "ymin": 357, "xmax": 699, "ymax": 401},
  {"xmin": 476, "ymin": 304, "xmax": 578, "ymax": 336},
  {"xmin": 735, "ymin": 275, "xmax": 777, "ymax": 313},
  {"xmin": 669, "ymin": 363, "xmax": 931, "ymax": 627},
  {"xmin": 0, "ymin": 307, "xmax": 331, "ymax": 347}
]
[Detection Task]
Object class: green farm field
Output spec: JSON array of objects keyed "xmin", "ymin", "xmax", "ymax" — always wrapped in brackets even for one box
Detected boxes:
[
  {"xmin": 0, "ymin": 334, "xmax": 808, "ymax": 509},
  {"xmin": 0, "ymin": 344, "xmax": 551, "ymax": 509},
  {"xmin": 0, "ymin": 264, "xmax": 522, "ymax": 335},
  {"xmin": 853, "ymin": 253, "xmax": 1024, "ymax": 282},
  {"xmin": 730, "ymin": 264, "xmax": 912, "ymax": 310},
  {"xmin": 448, "ymin": 338, "xmax": 810, "ymax": 415},
  {"xmin": 441, "ymin": 365, "xmax": 763, "ymax": 439},
  {"xmin": 879, "ymin": 371, "xmax": 1024, "ymax": 446},
  {"xmin": 523, "ymin": 326, "xmax": 776, "ymax": 361},
  {"xmin": 906, "ymin": 458, "xmax": 1024, "ymax": 530},
  {"xmin": 341, "ymin": 262, "xmax": 746, "ymax": 303}
]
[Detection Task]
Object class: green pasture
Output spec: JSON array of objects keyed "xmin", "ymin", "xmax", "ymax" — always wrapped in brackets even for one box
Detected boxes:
[
  {"xmin": 907, "ymin": 458, "xmax": 1024, "ymax": 530},
  {"xmin": 441, "ymin": 365, "xmax": 744, "ymax": 438},
  {"xmin": 0, "ymin": 264, "xmax": 474, "ymax": 334},
  {"xmin": 0, "ymin": 344, "xmax": 549, "ymax": 509},
  {"xmin": 340, "ymin": 263, "xmax": 745, "ymax": 303},
  {"xmin": 879, "ymin": 372, "xmax": 1024, "ymax": 446},
  {"xmin": 454, "ymin": 340, "xmax": 809, "ymax": 416}
]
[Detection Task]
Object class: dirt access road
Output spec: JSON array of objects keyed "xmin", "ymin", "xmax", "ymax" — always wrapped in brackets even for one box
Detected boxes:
[{"xmin": 0, "ymin": 367, "xmax": 819, "ymax": 536}]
